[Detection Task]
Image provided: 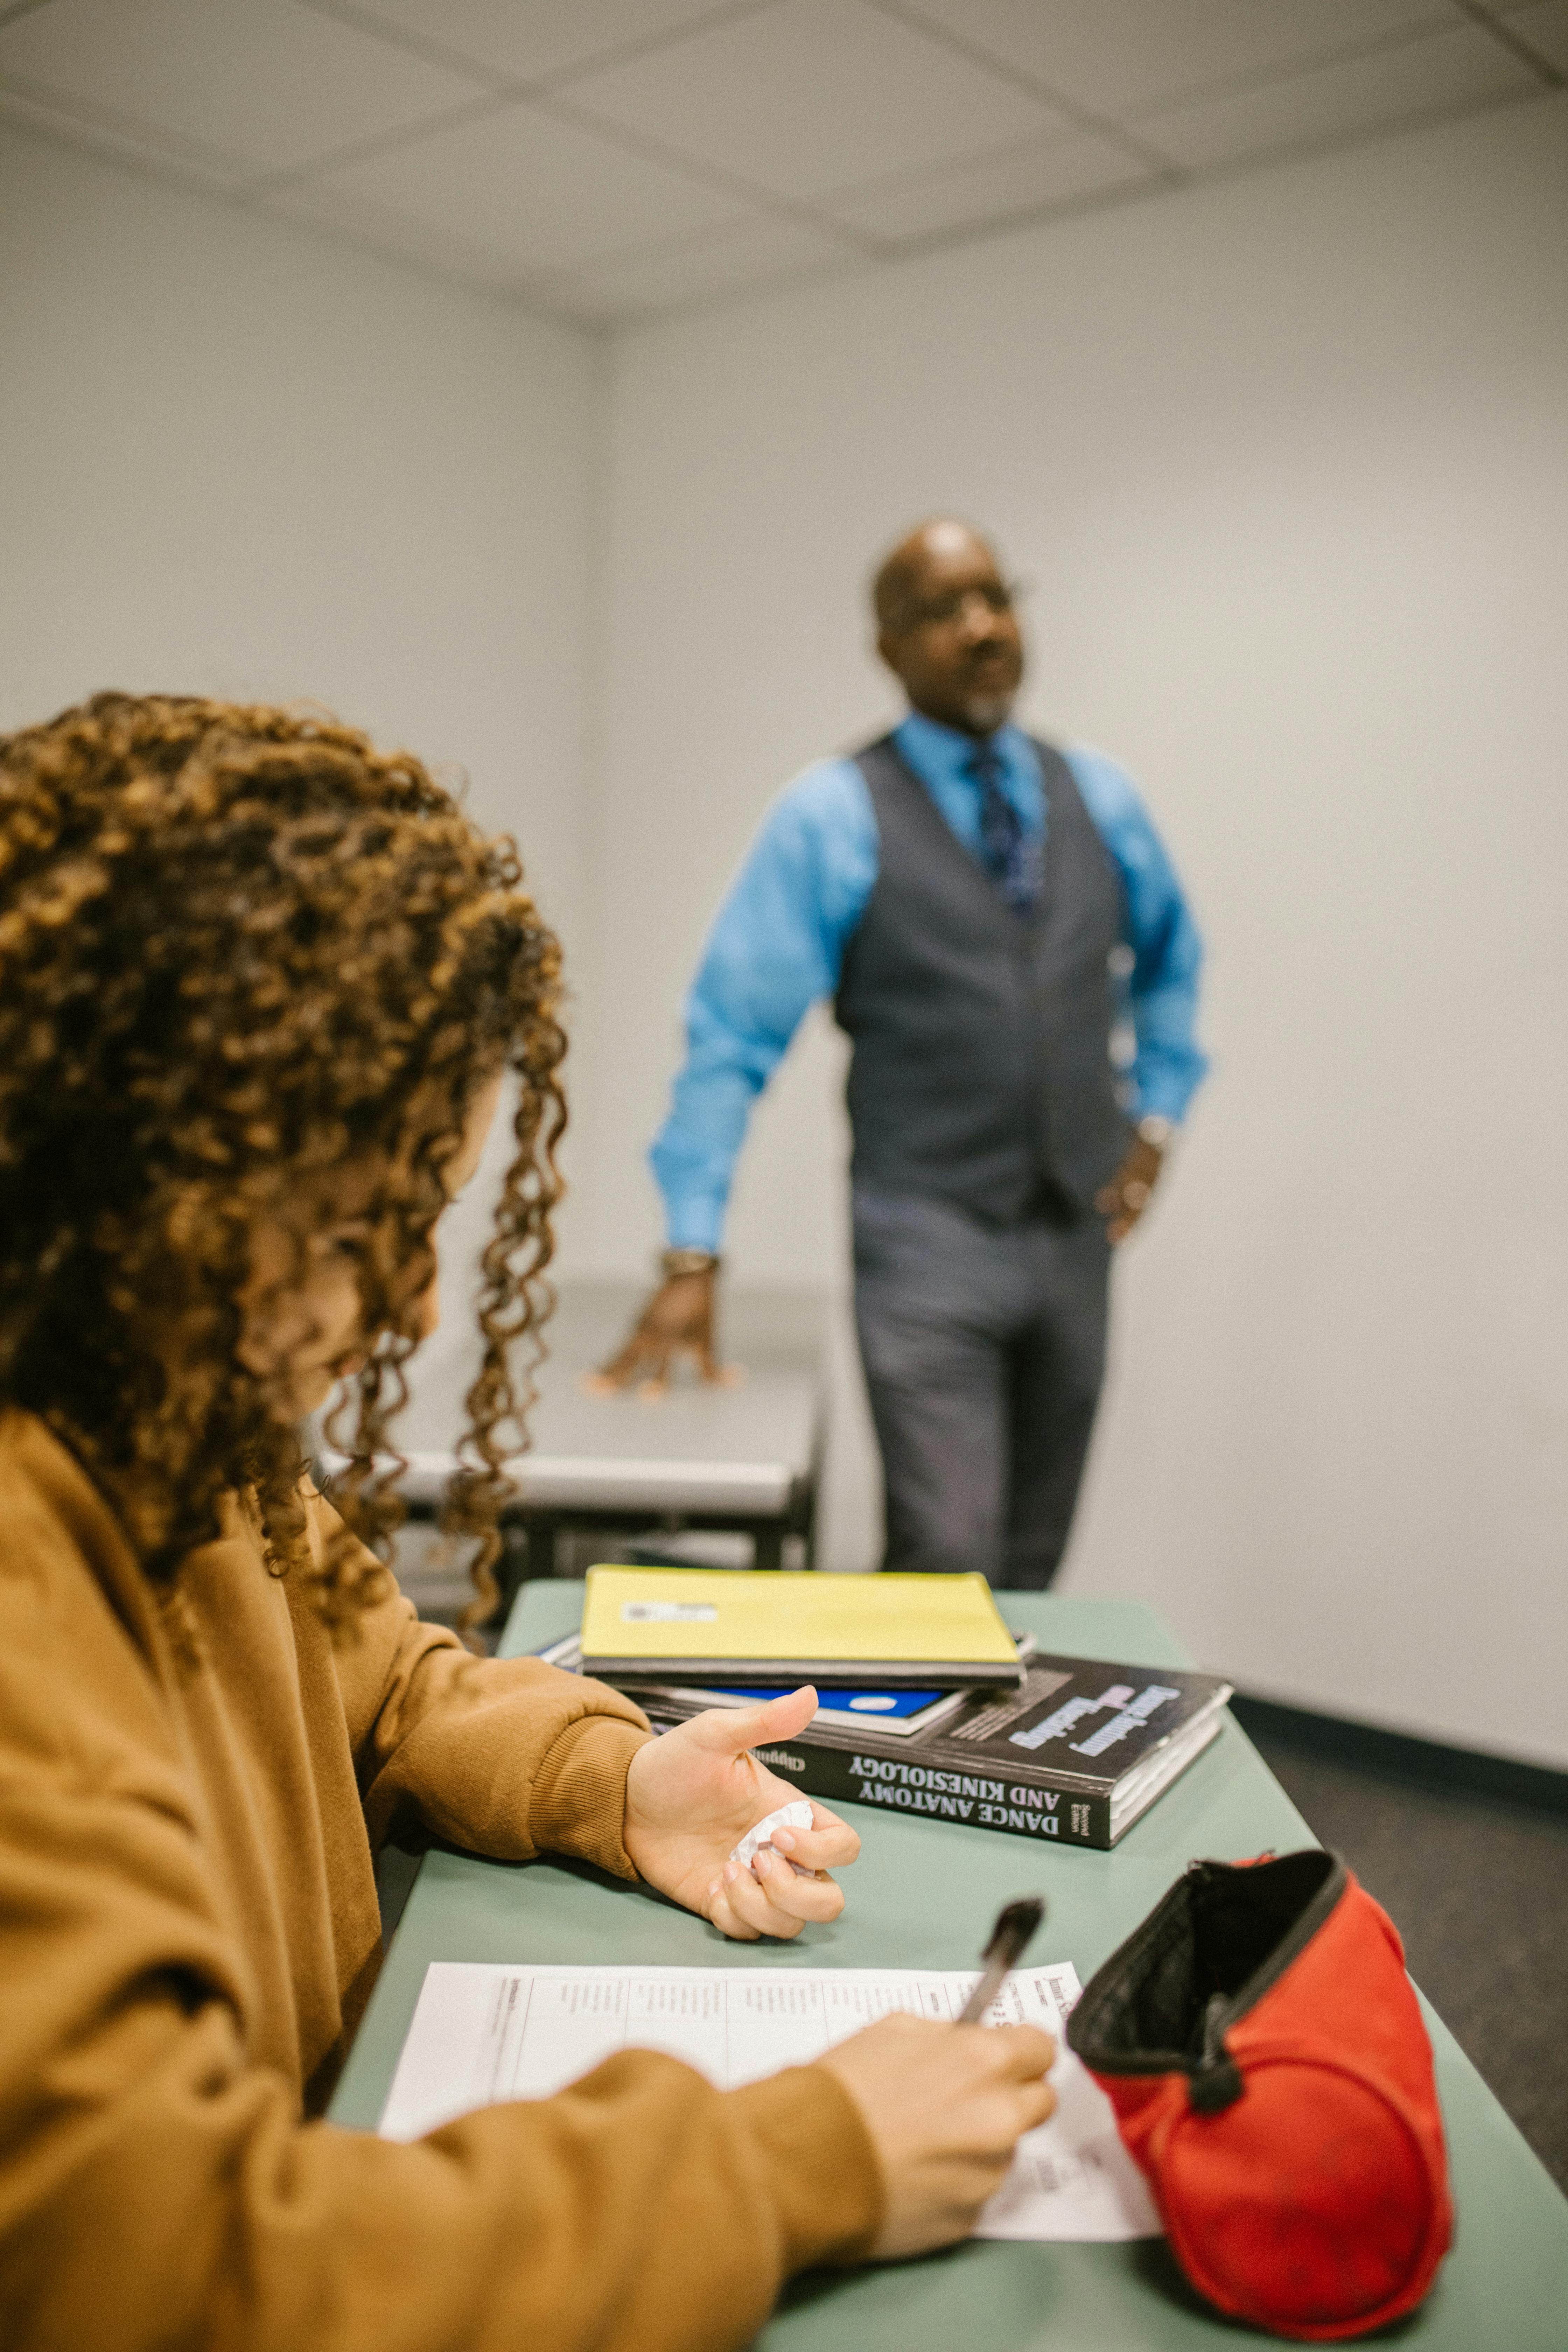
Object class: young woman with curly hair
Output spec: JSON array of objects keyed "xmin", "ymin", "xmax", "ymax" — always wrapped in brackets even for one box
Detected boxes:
[{"xmin": 0, "ymin": 694, "xmax": 1055, "ymax": 2352}]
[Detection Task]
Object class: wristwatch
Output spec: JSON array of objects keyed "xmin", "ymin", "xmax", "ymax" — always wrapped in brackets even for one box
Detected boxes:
[
  {"xmin": 1136, "ymin": 1115, "xmax": 1176, "ymax": 1151},
  {"xmin": 660, "ymin": 1247, "xmax": 721, "ymax": 1278}
]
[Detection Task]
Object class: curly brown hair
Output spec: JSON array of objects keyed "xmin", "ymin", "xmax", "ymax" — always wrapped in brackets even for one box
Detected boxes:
[{"xmin": 0, "ymin": 691, "xmax": 565, "ymax": 1632}]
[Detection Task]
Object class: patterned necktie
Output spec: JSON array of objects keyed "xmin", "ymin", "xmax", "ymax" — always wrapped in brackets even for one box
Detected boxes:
[{"xmin": 969, "ymin": 744, "xmax": 1043, "ymax": 919}]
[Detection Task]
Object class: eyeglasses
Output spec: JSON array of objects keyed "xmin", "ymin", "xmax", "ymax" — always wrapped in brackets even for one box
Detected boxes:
[{"xmin": 897, "ymin": 578, "xmax": 1028, "ymax": 631}]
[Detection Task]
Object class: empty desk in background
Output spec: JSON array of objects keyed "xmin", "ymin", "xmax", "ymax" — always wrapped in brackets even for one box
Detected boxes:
[
  {"xmin": 356, "ymin": 1280, "xmax": 825, "ymax": 1587},
  {"xmin": 332, "ymin": 1583, "xmax": 1568, "ymax": 2352}
]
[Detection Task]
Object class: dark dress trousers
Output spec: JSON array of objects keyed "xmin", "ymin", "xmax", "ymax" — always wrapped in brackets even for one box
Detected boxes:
[{"xmin": 834, "ymin": 735, "xmax": 1130, "ymax": 1589}]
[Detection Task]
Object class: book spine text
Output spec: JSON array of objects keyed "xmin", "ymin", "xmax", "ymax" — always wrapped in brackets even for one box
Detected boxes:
[{"xmin": 743, "ymin": 1737, "xmax": 1113, "ymax": 1849}]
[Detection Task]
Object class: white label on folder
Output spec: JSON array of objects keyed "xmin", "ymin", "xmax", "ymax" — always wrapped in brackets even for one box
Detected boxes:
[{"xmin": 621, "ymin": 1601, "xmax": 718, "ymax": 1624}]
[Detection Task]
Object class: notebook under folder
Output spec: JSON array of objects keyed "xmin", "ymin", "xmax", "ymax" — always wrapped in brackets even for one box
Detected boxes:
[{"xmin": 578, "ymin": 1566, "xmax": 1023, "ymax": 1689}]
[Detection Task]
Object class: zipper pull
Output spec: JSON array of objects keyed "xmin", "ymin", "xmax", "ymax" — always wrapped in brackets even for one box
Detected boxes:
[{"xmin": 1189, "ymin": 1990, "xmax": 1244, "ymax": 2114}]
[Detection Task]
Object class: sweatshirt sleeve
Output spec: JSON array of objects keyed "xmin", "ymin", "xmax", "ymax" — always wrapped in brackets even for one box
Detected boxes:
[
  {"xmin": 0, "ymin": 1588, "xmax": 884, "ymax": 2352},
  {"xmin": 306, "ymin": 1485, "xmax": 654, "ymax": 1877}
]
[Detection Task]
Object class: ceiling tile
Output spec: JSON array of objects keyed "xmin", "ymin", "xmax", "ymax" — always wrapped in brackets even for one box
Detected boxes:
[
  {"xmin": 260, "ymin": 177, "xmax": 528, "ymax": 289},
  {"xmin": 823, "ymin": 128, "xmax": 1158, "ymax": 244},
  {"xmin": 307, "ymin": 0, "xmax": 757, "ymax": 88},
  {"xmin": 1496, "ymin": 0, "xmax": 1568, "ymax": 71},
  {"xmin": 0, "ymin": 72, "xmax": 247, "ymax": 193},
  {"xmin": 304, "ymin": 98, "xmax": 741, "ymax": 275},
  {"xmin": 0, "ymin": 0, "xmax": 484, "ymax": 178},
  {"xmin": 1141, "ymin": 20, "xmax": 1539, "ymax": 169},
  {"xmin": 889, "ymin": 0, "xmax": 1456, "ymax": 119},
  {"xmin": 536, "ymin": 212, "xmax": 853, "ymax": 322},
  {"xmin": 564, "ymin": 0, "xmax": 1064, "ymax": 202}
]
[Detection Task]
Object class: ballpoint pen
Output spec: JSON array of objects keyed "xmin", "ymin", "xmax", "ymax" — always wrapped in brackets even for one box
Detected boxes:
[{"xmin": 957, "ymin": 1895, "xmax": 1046, "ymax": 2023}]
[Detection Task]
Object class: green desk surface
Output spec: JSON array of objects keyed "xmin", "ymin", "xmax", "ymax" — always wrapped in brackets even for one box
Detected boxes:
[{"xmin": 332, "ymin": 1584, "xmax": 1568, "ymax": 2349}]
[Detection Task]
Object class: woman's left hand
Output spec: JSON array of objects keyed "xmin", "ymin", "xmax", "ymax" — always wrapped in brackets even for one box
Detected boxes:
[{"xmin": 623, "ymin": 1687, "xmax": 861, "ymax": 1940}]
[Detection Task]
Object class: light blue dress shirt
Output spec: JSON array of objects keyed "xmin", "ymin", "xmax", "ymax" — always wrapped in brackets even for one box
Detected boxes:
[{"xmin": 651, "ymin": 712, "xmax": 1209, "ymax": 1250}]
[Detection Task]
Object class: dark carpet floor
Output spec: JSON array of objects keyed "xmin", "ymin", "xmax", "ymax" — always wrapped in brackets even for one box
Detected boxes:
[{"xmin": 1245, "ymin": 1731, "xmax": 1568, "ymax": 2194}]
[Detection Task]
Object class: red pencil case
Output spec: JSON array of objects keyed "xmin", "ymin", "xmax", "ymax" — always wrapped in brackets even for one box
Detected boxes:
[{"xmin": 1065, "ymin": 1850, "xmax": 1452, "ymax": 2340}]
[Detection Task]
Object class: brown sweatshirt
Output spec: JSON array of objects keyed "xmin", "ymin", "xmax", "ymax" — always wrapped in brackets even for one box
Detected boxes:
[{"xmin": 0, "ymin": 1413, "xmax": 881, "ymax": 2352}]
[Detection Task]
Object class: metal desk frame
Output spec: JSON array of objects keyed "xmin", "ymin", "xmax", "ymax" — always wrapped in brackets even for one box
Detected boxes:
[{"xmin": 349, "ymin": 1278, "xmax": 828, "ymax": 1612}]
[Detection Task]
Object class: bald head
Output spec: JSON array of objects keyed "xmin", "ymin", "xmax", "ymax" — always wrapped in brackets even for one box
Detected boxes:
[
  {"xmin": 872, "ymin": 518, "xmax": 1024, "ymax": 737},
  {"xmin": 873, "ymin": 518, "xmax": 998, "ymax": 632}
]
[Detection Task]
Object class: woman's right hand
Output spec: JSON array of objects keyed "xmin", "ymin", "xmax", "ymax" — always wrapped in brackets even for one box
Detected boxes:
[{"xmin": 818, "ymin": 2013, "xmax": 1057, "ymax": 2259}]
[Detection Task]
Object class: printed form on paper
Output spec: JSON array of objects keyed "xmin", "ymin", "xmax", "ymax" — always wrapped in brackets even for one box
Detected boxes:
[{"xmin": 379, "ymin": 1961, "xmax": 1160, "ymax": 2244}]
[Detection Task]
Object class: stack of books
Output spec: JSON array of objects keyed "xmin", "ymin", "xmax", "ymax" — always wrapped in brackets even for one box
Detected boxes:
[{"xmin": 550, "ymin": 1565, "xmax": 1233, "ymax": 1851}]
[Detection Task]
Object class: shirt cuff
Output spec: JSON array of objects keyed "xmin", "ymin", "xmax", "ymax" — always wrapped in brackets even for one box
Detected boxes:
[
  {"xmin": 729, "ymin": 2065, "xmax": 884, "ymax": 2271},
  {"xmin": 527, "ymin": 1709, "xmax": 653, "ymax": 1880},
  {"xmin": 664, "ymin": 1199, "xmax": 727, "ymax": 1253},
  {"xmin": 1132, "ymin": 1084, "xmax": 1189, "ymax": 1126}
]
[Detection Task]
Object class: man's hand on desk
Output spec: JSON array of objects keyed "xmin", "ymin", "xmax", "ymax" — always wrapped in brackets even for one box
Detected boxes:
[
  {"xmin": 623, "ymin": 1686, "xmax": 859, "ymax": 1940},
  {"xmin": 586, "ymin": 1264, "xmax": 739, "ymax": 1396}
]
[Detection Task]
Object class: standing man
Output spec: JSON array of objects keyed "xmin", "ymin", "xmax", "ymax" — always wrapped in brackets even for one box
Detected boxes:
[{"xmin": 597, "ymin": 520, "xmax": 1208, "ymax": 1590}]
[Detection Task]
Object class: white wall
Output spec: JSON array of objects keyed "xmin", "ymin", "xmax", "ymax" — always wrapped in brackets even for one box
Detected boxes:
[
  {"xmin": 582, "ymin": 96, "xmax": 1568, "ymax": 1765},
  {"xmin": 8, "ymin": 100, "xmax": 1566, "ymax": 1765},
  {"xmin": 0, "ymin": 119, "xmax": 601, "ymax": 1270}
]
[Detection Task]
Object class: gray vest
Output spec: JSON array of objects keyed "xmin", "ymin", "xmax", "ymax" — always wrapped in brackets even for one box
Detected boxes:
[{"xmin": 834, "ymin": 734, "xmax": 1130, "ymax": 1223}]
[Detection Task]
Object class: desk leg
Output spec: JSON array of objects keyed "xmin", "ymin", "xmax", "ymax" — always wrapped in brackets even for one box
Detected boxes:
[
  {"xmin": 488, "ymin": 1521, "xmax": 531, "ymax": 1629},
  {"xmin": 799, "ymin": 1477, "xmax": 817, "ymax": 1573},
  {"xmin": 488, "ymin": 1516, "xmax": 558, "ymax": 1631},
  {"xmin": 752, "ymin": 1527, "xmax": 783, "ymax": 1572}
]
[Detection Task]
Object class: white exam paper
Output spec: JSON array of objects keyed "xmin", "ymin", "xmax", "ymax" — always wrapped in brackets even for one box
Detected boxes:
[{"xmin": 379, "ymin": 1960, "xmax": 1159, "ymax": 2244}]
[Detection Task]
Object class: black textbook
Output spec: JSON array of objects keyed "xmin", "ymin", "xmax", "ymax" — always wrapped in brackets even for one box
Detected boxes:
[{"xmin": 643, "ymin": 1651, "xmax": 1234, "ymax": 1851}]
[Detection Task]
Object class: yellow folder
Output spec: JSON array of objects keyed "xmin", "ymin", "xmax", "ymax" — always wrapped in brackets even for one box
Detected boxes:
[{"xmin": 579, "ymin": 1566, "xmax": 1021, "ymax": 1688}]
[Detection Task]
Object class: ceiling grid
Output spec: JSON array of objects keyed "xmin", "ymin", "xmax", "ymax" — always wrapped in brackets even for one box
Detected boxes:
[{"xmin": 0, "ymin": 0, "xmax": 1558, "ymax": 323}]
